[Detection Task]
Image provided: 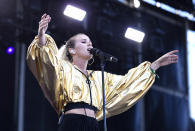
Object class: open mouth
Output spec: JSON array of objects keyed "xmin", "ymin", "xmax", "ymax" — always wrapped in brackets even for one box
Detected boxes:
[
  {"xmin": 87, "ymin": 48, "xmax": 92, "ymax": 53},
  {"xmin": 87, "ymin": 48, "xmax": 93, "ymax": 55},
  {"xmin": 87, "ymin": 48, "xmax": 92, "ymax": 51}
]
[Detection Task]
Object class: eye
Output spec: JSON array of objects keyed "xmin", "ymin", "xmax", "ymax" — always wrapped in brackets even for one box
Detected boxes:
[{"xmin": 81, "ymin": 41, "xmax": 86, "ymax": 44}]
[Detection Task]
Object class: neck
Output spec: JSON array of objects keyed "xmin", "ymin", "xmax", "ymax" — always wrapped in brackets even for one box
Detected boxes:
[{"xmin": 72, "ymin": 57, "xmax": 88, "ymax": 75}]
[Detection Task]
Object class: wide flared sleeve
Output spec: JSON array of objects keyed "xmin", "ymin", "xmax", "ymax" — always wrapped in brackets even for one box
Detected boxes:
[
  {"xmin": 96, "ymin": 61, "xmax": 156, "ymax": 121},
  {"xmin": 26, "ymin": 34, "xmax": 64, "ymax": 114}
]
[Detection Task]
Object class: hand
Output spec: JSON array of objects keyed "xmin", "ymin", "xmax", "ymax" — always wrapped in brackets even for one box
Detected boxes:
[
  {"xmin": 151, "ymin": 50, "xmax": 179, "ymax": 71},
  {"xmin": 38, "ymin": 13, "xmax": 51, "ymax": 45}
]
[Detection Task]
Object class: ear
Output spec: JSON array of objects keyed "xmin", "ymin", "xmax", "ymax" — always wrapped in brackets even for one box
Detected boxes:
[{"xmin": 69, "ymin": 48, "xmax": 76, "ymax": 55}]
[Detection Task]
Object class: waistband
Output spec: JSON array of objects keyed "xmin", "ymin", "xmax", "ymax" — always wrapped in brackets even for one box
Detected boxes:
[
  {"xmin": 64, "ymin": 102, "xmax": 98, "ymax": 113},
  {"xmin": 58, "ymin": 102, "xmax": 97, "ymax": 125}
]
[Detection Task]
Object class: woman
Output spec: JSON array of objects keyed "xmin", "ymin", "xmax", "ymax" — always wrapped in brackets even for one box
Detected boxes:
[{"xmin": 26, "ymin": 14, "xmax": 178, "ymax": 131}]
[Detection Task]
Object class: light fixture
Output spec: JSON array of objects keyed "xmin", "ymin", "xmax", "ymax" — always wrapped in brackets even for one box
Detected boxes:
[
  {"xmin": 6, "ymin": 46, "xmax": 14, "ymax": 55},
  {"xmin": 63, "ymin": 5, "xmax": 86, "ymax": 21},
  {"xmin": 134, "ymin": 0, "xmax": 140, "ymax": 8},
  {"xmin": 187, "ymin": 30, "xmax": 195, "ymax": 121},
  {"xmin": 125, "ymin": 27, "xmax": 145, "ymax": 43},
  {"xmin": 156, "ymin": 2, "xmax": 161, "ymax": 8},
  {"xmin": 142, "ymin": 0, "xmax": 195, "ymax": 21}
]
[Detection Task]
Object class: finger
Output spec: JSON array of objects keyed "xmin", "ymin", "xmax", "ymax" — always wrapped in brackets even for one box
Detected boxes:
[
  {"xmin": 167, "ymin": 50, "xmax": 179, "ymax": 55},
  {"xmin": 46, "ymin": 15, "xmax": 51, "ymax": 22},
  {"xmin": 39, "ymin": 23, "xmax": 48, "ymax": 29},
  {"xmin": 40, "ymin": 22, "xmax": 48, "ymax": 27},
  {"xmin": 46, "ymin": 15, "xmax": 50, "ymax": 18},
  {"xmin": 40, "ymin": 16, "xmax": 50, "ymax": 23},
  {"xmin": 170, "ymin": 57, "xmax": 178, "ymax": 63},
  {"xmin": 171, "ymin": 60, "xmax": 178, "ymax": 64},
  {"xmin": 169, "ymin": 54, "xmax": 178, "ymax": 57},
  {"xmin": 39, "ymin": 26, "xmax": 48, "ymax": 33},
  {"xmin": 45, "ymin": 15, "xmax": 51, "ymax": 21},
  {"xmin": 41, "ymin": 13, "xmax": 47, "ymax": 19},
  {"xmin": 172, "ymin": 57, "xmax": 178, "ymax": 61},
  {"xmin": 40, "ymin": 17, "xmax": 51, "ymax": 22},
  {"xmin": 49, "ymin": 16, "xmax": 51, "ymax": 22},
  {"xmin": 48, "ymin": 16, "xmax": 51, "ymax": 22},
  {"xmin": 169, "ymin": 55, "xmax": 178, "ymax": 60},
  {"xmin": 39, "ymin": 20, "xmax": 50, "ymax": 26}
]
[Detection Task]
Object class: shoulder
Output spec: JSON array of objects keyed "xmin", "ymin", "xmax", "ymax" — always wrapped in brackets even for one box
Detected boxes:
[{"xmin": 60, "ymin": 60, "xmax": 73, "ymax": 73}]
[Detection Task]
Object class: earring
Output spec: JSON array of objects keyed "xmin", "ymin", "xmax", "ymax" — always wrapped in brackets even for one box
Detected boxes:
[
  {"xmin": 88, "ymin": 58, "xmax": 94, "ymax": 65},
  {"xmin": 70, "ymin": 50, "xmax": 75, "ymax": 54}
]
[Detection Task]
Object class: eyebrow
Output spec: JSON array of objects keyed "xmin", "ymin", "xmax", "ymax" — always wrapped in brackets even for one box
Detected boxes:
[{"xmin": 81, "ymin": 38, "xmax": 91, "ymax": 42}]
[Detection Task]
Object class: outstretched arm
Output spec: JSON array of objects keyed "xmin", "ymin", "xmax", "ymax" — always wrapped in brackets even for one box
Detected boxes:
[
  {"xmin": 96, "ymin": 50, "xmax": 179, "ymax": 120},
  {"xmin": 151, "ymin": 50, "xmax": 179, "ymax": 71}
]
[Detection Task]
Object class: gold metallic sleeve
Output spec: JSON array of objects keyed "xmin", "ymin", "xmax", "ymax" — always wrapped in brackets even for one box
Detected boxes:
[
  {"xmin": 96, "ymin": 62, "xmax": 156, "ymax": 121},
  {"xmin": 26, "ymin": 34, "xmax": 64, "ymax": 114}
]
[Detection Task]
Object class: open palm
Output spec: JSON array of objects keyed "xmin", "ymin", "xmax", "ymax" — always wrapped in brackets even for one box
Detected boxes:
[
  {"xmin": 157, "ymin": 50, "xmax": 178, "ymax": 67},
  {"xmin": 151, "ymin": 50, "xmax": 179, "ymax": 71}
]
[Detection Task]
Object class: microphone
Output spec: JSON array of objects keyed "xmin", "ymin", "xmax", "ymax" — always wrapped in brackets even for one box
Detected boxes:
[{"xmin": 88, "ymin": 48, "xmax": 118, "ymax": 62}]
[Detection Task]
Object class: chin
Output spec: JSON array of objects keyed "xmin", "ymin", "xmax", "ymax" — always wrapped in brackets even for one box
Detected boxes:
[
  {"xmin": 86, "ymin": 53, "xmax": 93, "ymax": 59},
  {"xmin": 89, "ymin": 55, "xmax": 93, "ymax": 59},
  {"xmin": 83, "ymin": 55, "xmax": 92, "ymax": 61},
  {"xmin": 86, "ymin": 56, "xmax": 92, "ymax": 60}
]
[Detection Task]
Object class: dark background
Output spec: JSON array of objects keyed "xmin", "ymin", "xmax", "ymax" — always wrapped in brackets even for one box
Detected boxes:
[{"xmin": 0, "ymin": 0, "xmax": 195, "ymax": 131}]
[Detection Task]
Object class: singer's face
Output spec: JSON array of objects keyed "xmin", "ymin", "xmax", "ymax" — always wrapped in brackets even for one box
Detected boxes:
[{"xmin": 73, "ymin": 34, "xmax": 93, "ymax": 60}]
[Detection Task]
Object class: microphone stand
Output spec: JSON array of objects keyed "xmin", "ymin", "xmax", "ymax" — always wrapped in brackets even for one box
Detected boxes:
[
  {"xmin": 99, "ymin": 52, "xmax": 107, "ymax": 131},
  {"xmin": 90, "ymin": 48, "xmax": 117, "ymax": 131}
]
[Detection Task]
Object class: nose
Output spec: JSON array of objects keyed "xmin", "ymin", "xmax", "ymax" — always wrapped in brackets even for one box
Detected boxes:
[{"xmin": 88, "ymin": 41, "xmax": 93, "ymax": 47}]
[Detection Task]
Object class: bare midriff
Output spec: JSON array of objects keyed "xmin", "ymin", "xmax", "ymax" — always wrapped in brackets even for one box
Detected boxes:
[{"xmin": 64, "ymin": 108, "xmax": 96, "ymax": 118}]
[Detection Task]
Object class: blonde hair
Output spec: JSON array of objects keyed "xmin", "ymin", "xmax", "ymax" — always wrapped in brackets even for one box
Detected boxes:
[{"xmin": 58, "ymin": 33, "xmax": 86, "ymax": 62}]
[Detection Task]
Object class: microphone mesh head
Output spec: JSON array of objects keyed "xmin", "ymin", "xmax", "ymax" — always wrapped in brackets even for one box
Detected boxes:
[{"xmin": 89, "ymin": 48, "xmax": 99, "ymax": 55}]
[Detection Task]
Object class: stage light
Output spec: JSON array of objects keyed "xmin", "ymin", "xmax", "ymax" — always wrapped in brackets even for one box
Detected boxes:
[
  {"xmin": 134, "ymin": 0, "xmax": 140, "ymax": 8},
  {"xmin": 142, "ymin": 0, "xmax": 195, "ymax": 21},
  {"xmin": 156, "ymin": 2, "xmax": 161, "ymax": 8},
  {"xmin": 6, "ymin": 46, "xmax": 14, "ymax": 54},
  {"xmin": 125, "ymin": 27, "xmax": 145, "ymax": 43},
  {"xmin": 63, "ymin": 5, "xmax": 86, "ymax": 21},
  {"xmin": 187, "ymin": 30, "xmax": 195, "ymax": 121}
]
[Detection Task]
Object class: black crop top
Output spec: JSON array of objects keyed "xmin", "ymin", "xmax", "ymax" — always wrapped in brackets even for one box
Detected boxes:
[
  {"xmin": 58, "ymin": 102, "xmax": 98, "ymax": 125},
  {"xmin": 64, "ymin": 102, "xmax": 98, "ymax": 113}
]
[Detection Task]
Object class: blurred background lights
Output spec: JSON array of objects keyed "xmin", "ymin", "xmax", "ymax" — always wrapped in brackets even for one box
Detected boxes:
[
  {"xmin": 187, "ymin": 30, "xmax": 195, "ymax": 121},
  {"xmin": 156, "ymin": 2, "xmax": 161, "ymax": 8},
  {"xmin": 6, "ymin": 47, "xmax": 14, "ymax": 54},
  {"xmin": 134, "ymin": 0, "xmax": 141, "ymax": 8}
]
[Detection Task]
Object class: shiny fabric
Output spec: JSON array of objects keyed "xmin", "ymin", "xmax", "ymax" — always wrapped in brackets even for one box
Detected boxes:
[{"xmin": 26, "ymin": 34, "xmax": 156, "ymax": 121}]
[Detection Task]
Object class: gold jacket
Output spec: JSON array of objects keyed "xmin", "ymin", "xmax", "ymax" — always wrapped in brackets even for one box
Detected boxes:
[{"xmin": 26, "ymin": 34, "xmax": 156, "ymax": 121}]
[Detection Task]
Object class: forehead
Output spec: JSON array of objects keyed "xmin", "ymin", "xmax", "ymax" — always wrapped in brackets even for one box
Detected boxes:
[{"xmin": 74, "ymin": 34, "xmax": 90, "ymax": 41}]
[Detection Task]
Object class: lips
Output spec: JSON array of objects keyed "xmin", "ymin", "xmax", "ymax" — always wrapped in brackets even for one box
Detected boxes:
[
  {"xmin": 87, "ymin": 48, "xmax": 93, "ymax": 53},
  {"xmin": 87, "ymin": 48, "xmax": 92, "ymax": 51},
  {"xmin": 87, "ymin": 48, "xmax": 93, "ymax": 56}
]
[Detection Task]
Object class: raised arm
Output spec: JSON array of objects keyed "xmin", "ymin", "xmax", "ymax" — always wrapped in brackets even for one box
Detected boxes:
[{"xmin": 26, "ymin": 14, "xmax": 64, "ymax": 114}]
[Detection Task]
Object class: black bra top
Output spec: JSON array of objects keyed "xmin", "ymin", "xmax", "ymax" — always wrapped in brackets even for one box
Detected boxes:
[{"xmin": 64, "ymin": 102, "xmax": 98, "ymax": 113}]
